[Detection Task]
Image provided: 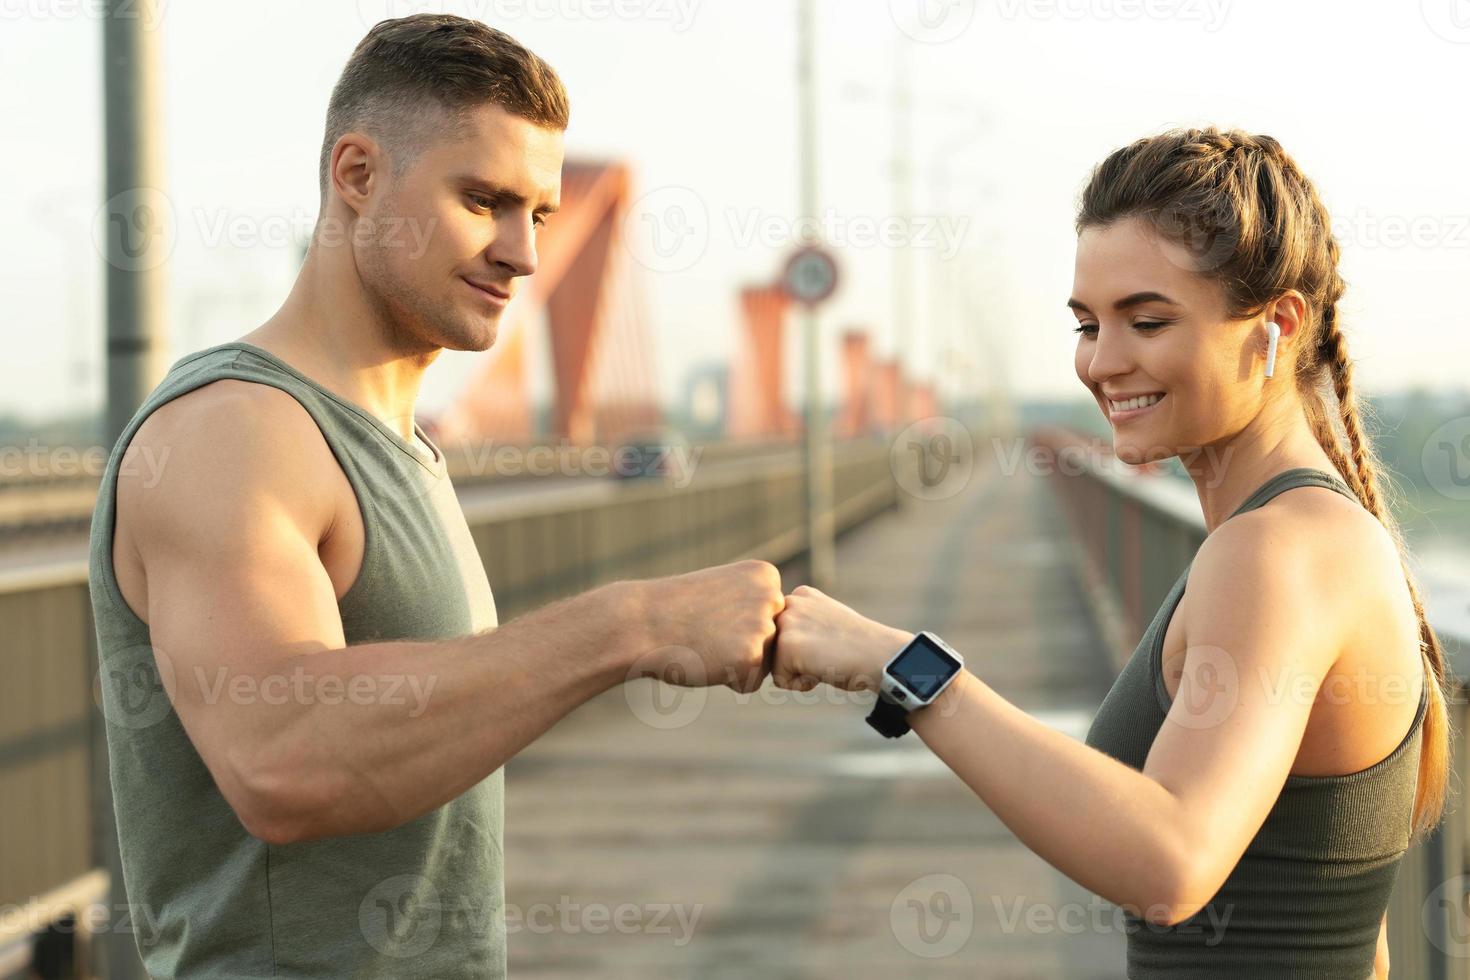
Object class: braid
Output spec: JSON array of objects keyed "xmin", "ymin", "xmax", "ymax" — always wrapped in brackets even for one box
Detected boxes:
[
  {"xmin": 1318, "ymin": 317, "xmax": 1379, "ymax": 509},
  {"xmin": 1318, "ymin": 308, "xmax": 1454, "ymax": 835}
]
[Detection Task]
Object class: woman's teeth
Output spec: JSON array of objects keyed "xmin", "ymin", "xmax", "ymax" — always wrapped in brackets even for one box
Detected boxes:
[{"xmin": 1110, "ymin": 393, "xmax": 1164, "ymax": 412}]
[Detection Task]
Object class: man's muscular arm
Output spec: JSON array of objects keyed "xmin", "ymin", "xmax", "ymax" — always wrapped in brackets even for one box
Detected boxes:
[{"xmin": 121, "ymin": 382, "xmax": 781, "ymax": 845}]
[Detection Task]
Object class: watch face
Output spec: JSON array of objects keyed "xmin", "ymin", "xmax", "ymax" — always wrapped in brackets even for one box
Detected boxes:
[{"xmin": 886, "ymin": 633, "xmax": 961, "ymax": 701}]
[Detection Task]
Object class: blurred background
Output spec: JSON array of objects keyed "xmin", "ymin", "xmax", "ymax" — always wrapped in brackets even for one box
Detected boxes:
[{"xmin": 4, "ymin": 1, "xmax": 1470, "ymax": 977}]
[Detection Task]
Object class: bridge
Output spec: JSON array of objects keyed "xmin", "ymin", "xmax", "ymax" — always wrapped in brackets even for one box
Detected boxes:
[
  {"xmin": 4, "ymin": 60, "xmax": 1468, "ymax": 976},
  {"xmin": 5, "ymin": 412, "xmax": 1470, "ymax": 977}
]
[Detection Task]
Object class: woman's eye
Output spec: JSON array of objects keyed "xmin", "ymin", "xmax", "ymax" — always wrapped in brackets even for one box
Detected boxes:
[{"xmin": 1072, "ymin": 321, "xmax": 1168, "ymax": 336}]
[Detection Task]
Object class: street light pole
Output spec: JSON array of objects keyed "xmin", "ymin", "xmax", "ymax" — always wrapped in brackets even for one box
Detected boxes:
[
  {"xmin": 797, "ymin": 0, "xmax": 835, "ymax": 590},
  {"xmin": 103, "ymin": 0, "xmax": 169, "ymax": 446},
  {"xmin": 97, "ymin": 2, "xmax": 167, "ymax": 976}
]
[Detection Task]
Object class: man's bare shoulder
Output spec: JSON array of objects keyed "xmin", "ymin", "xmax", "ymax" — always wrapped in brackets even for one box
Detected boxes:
[{"xmin": 119, "ymin": 379, "xmax": 340, "ymax": 549}]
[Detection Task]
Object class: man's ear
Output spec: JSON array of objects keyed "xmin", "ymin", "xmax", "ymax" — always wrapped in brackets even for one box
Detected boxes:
[{"xmin": 328, "ymin": 132, "xmax": 381, "ymax": 218}]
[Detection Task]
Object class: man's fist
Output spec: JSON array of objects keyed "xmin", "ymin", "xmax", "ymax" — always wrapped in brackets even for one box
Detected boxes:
[{"xmin": 630, "ymin": 559, "xmax": 784, "ymax": 694}]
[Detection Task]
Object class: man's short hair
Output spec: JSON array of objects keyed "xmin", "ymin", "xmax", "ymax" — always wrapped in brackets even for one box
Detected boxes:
[{"xmin": 318, "ymin": 14, "xmax": 569, "ymax": 203}]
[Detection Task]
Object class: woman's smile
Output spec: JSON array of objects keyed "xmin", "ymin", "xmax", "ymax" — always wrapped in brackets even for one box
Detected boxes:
[{"xmin": 1108, "ymin": 391, "xmax": 1166, "ymax": 422}]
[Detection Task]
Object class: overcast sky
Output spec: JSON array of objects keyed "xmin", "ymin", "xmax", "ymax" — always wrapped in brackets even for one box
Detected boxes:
[{"xmin": 5, "ymin": 0, "xmax": 1468, "ymax": 422}]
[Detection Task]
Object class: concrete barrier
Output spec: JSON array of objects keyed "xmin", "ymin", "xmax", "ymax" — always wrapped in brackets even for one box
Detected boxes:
[{"xmin": 0, "ymin": 437, "xmax": 905, "ymax": 973}]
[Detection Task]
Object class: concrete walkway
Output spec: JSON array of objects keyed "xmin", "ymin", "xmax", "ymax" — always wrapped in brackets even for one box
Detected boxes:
[{"xmin": 503, "ymin": 454, "xmax": 1130, "ymax": 978}]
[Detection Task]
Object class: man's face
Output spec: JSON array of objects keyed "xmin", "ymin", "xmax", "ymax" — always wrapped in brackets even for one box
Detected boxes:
[{"xmin": 358, "ymin": 102, "xmax": 564, "ymax": 354}]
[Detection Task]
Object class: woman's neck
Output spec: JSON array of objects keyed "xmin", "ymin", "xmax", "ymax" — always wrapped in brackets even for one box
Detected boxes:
[{"xmin": 1181, "ymin": 401, "xmax": 1342, "ymax": 533}]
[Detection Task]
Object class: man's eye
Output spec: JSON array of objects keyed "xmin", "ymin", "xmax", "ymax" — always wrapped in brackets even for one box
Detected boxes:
[{"xmin": 467, "ymin": 194, "xmax": 494, "ymax": 211}]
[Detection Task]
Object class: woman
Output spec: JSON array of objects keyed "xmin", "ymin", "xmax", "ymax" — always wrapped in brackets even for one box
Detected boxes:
[{"xmin": 771, "ymin": 127, "xmax": 1452, "ymax": 978}]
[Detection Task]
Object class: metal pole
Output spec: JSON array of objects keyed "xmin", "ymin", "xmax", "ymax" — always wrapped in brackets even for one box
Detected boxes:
[
  {"xmin": 797, "ymin": 0, "xmax": 834, "ymax": 590},
  {"xmin": 99, "ymin": 1, "xmax": 167, "ymax": 975},
  {"xmin": 104, "ymin": 0, "xmax": 169, "ymax": 448},
  {"xmin": 891, "ymin": 37, "xmax": 916, "ymax": 396}
]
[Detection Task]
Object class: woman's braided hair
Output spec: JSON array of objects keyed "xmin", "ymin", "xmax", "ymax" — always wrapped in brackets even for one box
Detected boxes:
[{"xmin": 1076, "ymin": 126, "xmax": 1451, "ymax": 838}]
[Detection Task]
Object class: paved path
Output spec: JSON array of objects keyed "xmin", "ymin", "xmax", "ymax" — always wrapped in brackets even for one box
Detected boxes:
[{"xmin": 503, "ymin": 455, "xmax": 1130, "ymax": 978}]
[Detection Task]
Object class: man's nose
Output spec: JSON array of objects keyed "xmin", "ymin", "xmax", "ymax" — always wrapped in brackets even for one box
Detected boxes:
[{"xmin": 489, "ymin": 217, "xmax": 539, "ymax": 279}]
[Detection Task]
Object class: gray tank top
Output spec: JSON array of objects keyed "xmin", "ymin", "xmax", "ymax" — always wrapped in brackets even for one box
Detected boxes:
[
  {"xmin": 1084, "ymin": 466, "xmax": 1426, "ymax": 977},
  {"xmin": 88, "ymin": 341, "xmax": 504, "ymax": 978}
]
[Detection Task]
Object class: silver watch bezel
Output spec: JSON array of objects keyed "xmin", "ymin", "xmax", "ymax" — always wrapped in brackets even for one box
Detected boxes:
[{"xmin": 877, "ymin": 630, "xmax": 964, "ymax": 711}]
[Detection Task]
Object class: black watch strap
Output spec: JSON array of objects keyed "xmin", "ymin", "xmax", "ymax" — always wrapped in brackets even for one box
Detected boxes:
[{"xmin": 866, "ymin": 691, "xmax": 911, "ymax": 738}]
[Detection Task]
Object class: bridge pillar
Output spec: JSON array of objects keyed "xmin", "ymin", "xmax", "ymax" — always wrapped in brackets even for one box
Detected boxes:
[
  {"xmin": 728, "ymin": 284, "xmax": 792, "ymax": 439},
  {"xmin": 872, "ymin": 358, "xmax": 904, "ymax": 433},
  {"xmin": 838, "ymin": 330, "xmax": 871, "ymax": 438}
]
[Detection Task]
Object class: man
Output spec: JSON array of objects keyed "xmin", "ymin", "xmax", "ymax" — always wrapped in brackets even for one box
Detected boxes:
[{"xmin": 89, "ymin": 14, "xmax": 781, "ymax": 978}]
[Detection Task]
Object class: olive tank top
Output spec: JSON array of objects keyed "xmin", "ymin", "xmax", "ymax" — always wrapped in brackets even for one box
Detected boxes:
[
  {"xmin": 88, "ymin": 341, "xmax": 505, "ymax": 978},
  {"xmin": 1083, "ymin": 466, "xmax": 1427, "ymax": 978}
]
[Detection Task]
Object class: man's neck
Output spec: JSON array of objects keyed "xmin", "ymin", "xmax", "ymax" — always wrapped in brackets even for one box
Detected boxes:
[{"xmin": 240, "ymin": 247, "xmax": 440, "ymax": 443}]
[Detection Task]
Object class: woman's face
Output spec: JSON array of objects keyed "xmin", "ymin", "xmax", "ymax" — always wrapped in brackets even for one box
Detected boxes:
[{"xmin": 1070, "ymin": 215, "xmax": 1259, "ymax": 466}]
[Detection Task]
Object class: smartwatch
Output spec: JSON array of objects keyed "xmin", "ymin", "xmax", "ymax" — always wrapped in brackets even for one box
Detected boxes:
[{"xmin": 866, "ymin": 631, "xmax": 965, "ymax": 738}]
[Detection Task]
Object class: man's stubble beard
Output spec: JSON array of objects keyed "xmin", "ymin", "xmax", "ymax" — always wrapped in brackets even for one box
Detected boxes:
[{"xmin": 359, "ymin": 242, "xmax": 488, "ymax": 356}]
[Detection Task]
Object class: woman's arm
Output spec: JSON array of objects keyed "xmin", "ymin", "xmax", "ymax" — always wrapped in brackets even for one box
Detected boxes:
[
  {"xmin": 908, "ymin": 668, "xmax": 1193, "ymax": 922},
  {"xmin": 1375, "ymin": 912, "xmax": 1390, "ymax": 978},
  {"xmin": 773, "ymin": 507, "xmax": 1354, "ymax": 925}
]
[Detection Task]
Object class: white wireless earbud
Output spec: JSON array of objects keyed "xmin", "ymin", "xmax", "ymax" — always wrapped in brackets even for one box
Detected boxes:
[{"xmin": 1264, "ymin": 321, "xmax": 1281, "ymax": 378}]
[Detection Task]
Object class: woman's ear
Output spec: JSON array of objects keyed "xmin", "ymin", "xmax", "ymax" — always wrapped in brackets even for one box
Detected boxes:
[{"xmin": 1264, "ymin": 292, "xmax": 1309, "ymax": 348}]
